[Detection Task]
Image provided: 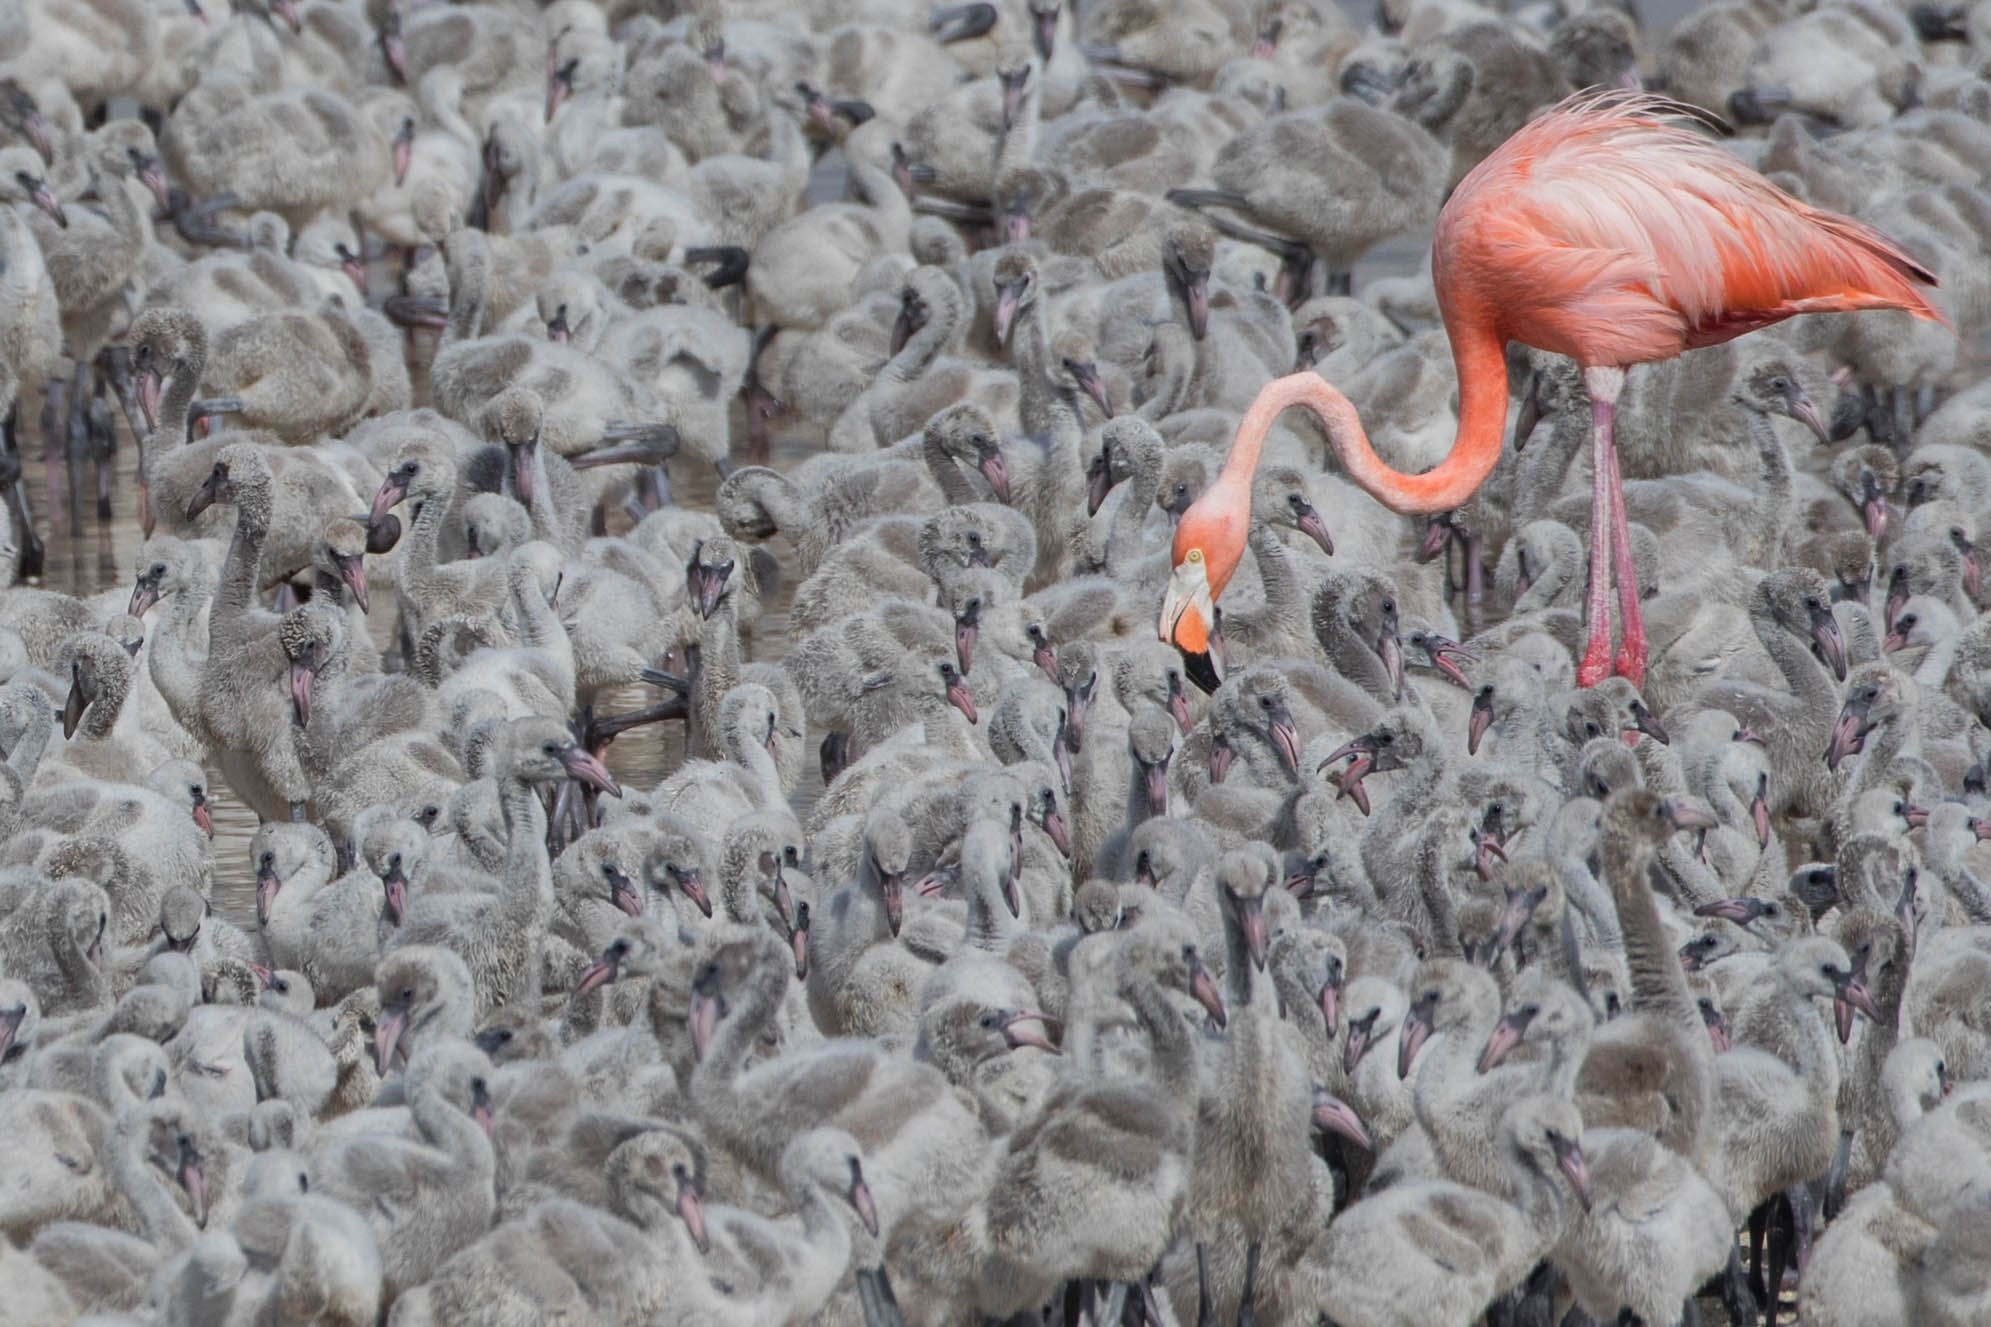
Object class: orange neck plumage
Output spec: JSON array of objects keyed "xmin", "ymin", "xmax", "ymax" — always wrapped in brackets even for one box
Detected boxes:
[{"xmin": 1160, "ymin": 320, "xmax": 1510, "ymax": 655}]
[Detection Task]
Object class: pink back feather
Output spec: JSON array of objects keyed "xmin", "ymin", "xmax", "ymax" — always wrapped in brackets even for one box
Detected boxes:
[{"xmin": 1434, "ymin": 90, "xmax": 1944, "ymax": 369}]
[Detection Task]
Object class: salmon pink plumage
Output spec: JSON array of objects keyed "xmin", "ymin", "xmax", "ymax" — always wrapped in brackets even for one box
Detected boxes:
[{"xmin": 1159, "ymin": 90, "xmax": 1944, "ymax": 692}]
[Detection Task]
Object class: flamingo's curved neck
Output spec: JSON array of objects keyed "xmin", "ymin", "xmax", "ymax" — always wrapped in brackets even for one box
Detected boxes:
[
  {"xmin": 1213, "ymin": 398, "xmax": 1269, "ymax": 492},
  {"xmin": 1240, "ymin": 321, "xmax": 1509, "ymax": 517}
]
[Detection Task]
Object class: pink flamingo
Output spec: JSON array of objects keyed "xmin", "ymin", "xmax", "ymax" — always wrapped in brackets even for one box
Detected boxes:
[{"xmin": 1157, "ymin": 91, "xmax": 1943, "ymax": 690}]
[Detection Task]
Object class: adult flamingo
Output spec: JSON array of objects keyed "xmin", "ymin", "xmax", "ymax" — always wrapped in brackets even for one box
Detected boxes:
[{"xmin": 1157, "ymin": 91, "xmax": 1943, "ymax": 691}]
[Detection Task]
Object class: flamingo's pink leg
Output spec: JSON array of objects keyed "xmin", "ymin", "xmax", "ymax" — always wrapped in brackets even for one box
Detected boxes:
[
  {"xmin": 1577, "ymin": 392, "xmax": 1617, "ymax": 687},
  {"xmin": 1606, "ymin": 436, "xmax": 1646, "ymax": 686},
  {"xmin": 1577, "ymin": 367, "xmax": 1629, "ymax": 688}
]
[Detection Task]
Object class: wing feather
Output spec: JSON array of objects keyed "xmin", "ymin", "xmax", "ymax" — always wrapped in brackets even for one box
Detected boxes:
[{"xmin": 1438, "ymin": 90, "xmax": 1944, "ymax": 367}]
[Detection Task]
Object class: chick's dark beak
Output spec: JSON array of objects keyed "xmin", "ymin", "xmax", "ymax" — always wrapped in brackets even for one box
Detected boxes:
[
  {"xmin": 992, "ymin": 278, "xmax": 1021, "ymax": 349},
  {"xmin": 338, "ymin": 553, "xmax": 371, "ymax": 614},
  {"xmin": 369, "ymin": 471, "xmax": 410, "ymax": 526},
  {"xmin": 1067, "ymin": 358, "xmax": 1111, "ymax": 419},
  {"xmin": 61, "ymin": 658, "xmax": 93, "ymax": 739},
  {"xmin": 1187, "ymin": 948, "xmax": 1226, "ymax": 1027},
  {"xmin": 558, "ymin": 743, "xmax": 623, "ymax": 797},
  {"xmin": 1810, "ymin": 600, "xmax": 1848, "ymax": 681},
  {"xmin": 1553, "ymin": 1134, "xmax": 1592, "ymax": 1212},
  {"xmin": 1397, "ymin": 991, "xmax": 1436, "ymax": 1080},
  {"xmin": 288, "ymin": 642, "xmax": 318, "ymax": 728},
  {"xmin": 1311, "ymin": 1087, "xmax": 1371, "ymax": 1149},
  {"xmin": 1468, "ymin": 687, "xmax": 1494, "ymax": 755},
  {"xmin": 675, "ymin": 1167, "xmax": 710, "ymax": 1251},
  {"xmin": 186, "ymin": 465, "xmax": 227, "ymax": 521},
  {"xmin": 23, "ymin": 173, "xmax": 65, "ymax": 228},
  {"xmin": 1825, "ymin": 692, "xmax": 1873, "ymax": 771},
  {"xmin": 848, "ymin": 1158, "xmax": 880, "ymax": 1236}
]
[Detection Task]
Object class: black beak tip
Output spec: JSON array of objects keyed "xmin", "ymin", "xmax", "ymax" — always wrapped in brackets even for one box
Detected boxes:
[{"xmin": 1180, "ymin": 648, "xmax": 1221, "ymax": 695}]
